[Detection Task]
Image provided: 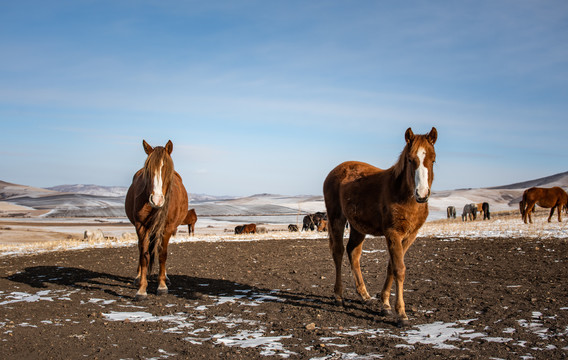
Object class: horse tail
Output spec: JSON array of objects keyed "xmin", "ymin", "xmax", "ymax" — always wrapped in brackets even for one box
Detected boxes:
[
  {"xmin": 519, "ymin": 191, "xmax": 528, "ymax": 217},
  {"xmin": 146, "ymin": 205, "xmax": 168, "ymax": 274}
]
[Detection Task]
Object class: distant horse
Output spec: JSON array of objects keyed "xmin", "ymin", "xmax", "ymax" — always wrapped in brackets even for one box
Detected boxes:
[
  {"xmin": 482, "ymin": 202, "xmax": 490, "ymax": 220},
  {"xmin": 241, "ymin": 223, "xmax": 257, "ymax": 234},
  {"xmin": 519, "ymin": 187, "xmax": 568, "ymax": 224},
  {"xmin": 462, "ymin": 203, "xmax": 477, "ymax": 221},
  {"xmin": 317, "ymin": 219, "xmax": 328, "ymax": 232},
  {"xmin": 324, "ymin": 127, "xmax": 437, "ymax": 326},
  {"xmin": 288, "ymin": 224, "xmax": 299, "ymax": 232},
  {"xmin": 234, "ymin": 225, "xmax": 245, "ymax": 234},
  {"xmin": 302, "ymin": 215, "xmax": 315, "ymax": 231},
  {"xmin": 125, "ymin": 140, "xmax": 188, "ymax": 301},
  {"xmin": 446, "ymin": 206, "xmax": 456, "ymax": 219},
  {"xmin": 476, "ymin": 203, "xmax": 484, "ymax": 218},
  {"xmin": 181, "ymin": 209, "xmax": 197, "ymax": 235}
]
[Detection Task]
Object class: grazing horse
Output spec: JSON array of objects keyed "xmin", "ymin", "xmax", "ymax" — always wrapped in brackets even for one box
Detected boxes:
[
  {"xmin": 302, "ymin": 215, "xmax": 315, "ymax": 231},
  {"xmin": 125, "ymin": 140, "xmax": 188, "ymax": 301},
  {"xmin": 317, "ymin": 219, "xmax": 328, "ymax": 232},
  {"xmin": 446, "ymin": 206, "xmax": 456, "ymax": 219},
  {"xmin": 181, "ymin": 209, "xmax": 197, "ymax": 236},
  {"xmin": 241, "ymin": 223, "xmax": 257, "ymax": 234},
  {"xmin": 482, "ymin": 202, "xmax": 490, "ymax": 220},
  {"xmin": 288, "ymin": 224, "xmax": 299, "ymax": 232},
  {"xmin": 234, "ymin": 225, "xmax": 245, "ymax": 234},
  {"xmin": 462, "ymin": 203, "xmax": 477, "ymax": 221},
  {"xmin": 476, "ymin": 203, "xmax": 484, "ymax": 218},
  {"xmin": 324, "ymin": 127, "xmax": 437, "ymax": 326},
  {"xmin": 519, "ymin": 187, "xmax": 568, "ymax": 224}
]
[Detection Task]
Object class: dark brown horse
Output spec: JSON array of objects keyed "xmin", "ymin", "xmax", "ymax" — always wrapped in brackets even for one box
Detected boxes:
[
  {"xmin": 125, "ymin": 140, "xmax": 188, "ymax": 300},
  {"xmin": 182, "ymin": 209, "xmax": 197, "ymax": 236},
  {"xmin": 323, "ymin": 127, "xmax": 437, "ymax": 326},
  {"xmin": 519, "ymin": 186, "xmax": 568, "ymax": 224}
]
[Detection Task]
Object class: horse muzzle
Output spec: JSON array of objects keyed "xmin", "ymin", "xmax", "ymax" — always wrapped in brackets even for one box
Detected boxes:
[
  {"xmin": 415, "ymin": 189, "xmax": 430, "ymax": 203},
  {"xmin": 149, "ymin": 194, "xmax": 165, "ymax": 208}
]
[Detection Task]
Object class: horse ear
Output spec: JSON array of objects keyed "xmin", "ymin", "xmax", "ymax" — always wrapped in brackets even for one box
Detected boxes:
[
  {"xmin": 143, "ymin": 140, "xmax": 153, "ymax": 155},
  {"xmin": 165, "ymin": 140, "xmax": 173, "ymax": 155},
  {"xmin": 427, "ymin": 127, "xmax": 438, "ymax": 145},
  {"xmin": 405, "ymin": 128, "xmax": 414, "ymax": 144}
]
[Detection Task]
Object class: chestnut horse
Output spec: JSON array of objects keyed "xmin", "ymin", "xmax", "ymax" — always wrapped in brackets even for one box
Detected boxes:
[
  {"xmin": 182, "ymin": 209, "xmax": 197, "ymax": 236},
  {"xmin": 125, "ymin": 140, "xmax": 188, "ymax": 300},
  {"xmin": 323, "ymin": 127, "xmax": 437, "ymax": 326},
  {"xmin": 519, "ymin": 186, "xmax": 568, "ymax": 224}
]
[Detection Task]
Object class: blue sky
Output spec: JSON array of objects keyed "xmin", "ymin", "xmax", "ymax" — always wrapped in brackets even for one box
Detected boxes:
[{"xmin": 1, "ymin": 1, "xmax": 567, "ymax": 196}]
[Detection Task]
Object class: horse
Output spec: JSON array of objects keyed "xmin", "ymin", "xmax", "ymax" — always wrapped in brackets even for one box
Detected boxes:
[
  {"xmin": 482, "ymin": 202, "xmax": 490, "ymax": 220},
  {"xmin": 476, "ymin": 203, "xmax": 484, "ymax": 218},
  {"xmin": 288, "ymin": 224, "xmax": 299, "ymax": 232},
  {"xmin": 462, "ymin": 203, "xmax": 477, "ymax": 221},
  {"xmin": 181, "ymin": 209, "xmax": 197, "ymax": 236},
  {"xmin": 323, "ymin": 127, "xmax": 437, "ymax": 326},
  {"xmin": 519, "ymin": 186, "xmax": 568, "ymax": 224},
  {"xmin": 317, "ymin": 219, "xmax": 328, "ymax": 232},
  {"xmin": 241, "ymin": 223, "xmax": 257, "ymax": 234},
  {"xmin": 125, "ymin": 140, "xmax": 188, "ymax": 301},
  {"xmin": 302, "ymin": 215, "xmax": 315, "ymax": 231},
  {"xmin": 234, "ymin": 225, "xmax": 245, "ymax": 234},
  {"xmin": 446, "ymin": 206, "xmax": 456, "ymax": 219}
]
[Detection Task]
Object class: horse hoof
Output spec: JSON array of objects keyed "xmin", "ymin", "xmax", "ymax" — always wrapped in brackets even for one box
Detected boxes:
[
  {"xmin": 397, "ymin": 318, "xmax": 410, "ymax": 328},
  {"xmin": 134, "ymin": 293, "xmax": 147, "ymax": 302},
  {"xmin": 334, "ymin": 298, "xmax": 345, "ymax": 307},
  {"xmin": 157, "ymin": 287, "xmax": 168, "ymax": 296},
  {"xmin": 379, "ymin": 309, "xmax": 392, "ymax": 317}
]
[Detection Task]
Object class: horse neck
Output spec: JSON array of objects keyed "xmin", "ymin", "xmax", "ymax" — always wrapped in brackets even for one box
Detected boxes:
[{"xmin": 389, "ymin": 149, "xmax": 415, "ymax": 201}]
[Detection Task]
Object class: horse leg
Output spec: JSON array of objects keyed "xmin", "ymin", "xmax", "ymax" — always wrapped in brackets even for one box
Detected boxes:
[
  {"xmin": 346, "ymin": 229, "xmax": 371, "ymax": 302},
  {"xmin": 135, "ymin": 229, "xmax": 150, "ymax": 301},
  {"xmin": 328, "ymin": 215, "xmax": 346, "ymax": 306},
  {"xmin": 380, "ymin": 261, "xmax": 394, "ymax": 316},
  {"xmin": 386, "ymin": 234, "xmax": 409, "ymax": 326},
  {"xmin": 157, "ymin": 232, "xmax": 172, "ymax": 295},
  {"xmin": 548, "ymin": 207, "xmax": 555, "ymax": 223},
  {"xmin": 525, "ymin": 201, "xmax": 536, "ymax": 224}
]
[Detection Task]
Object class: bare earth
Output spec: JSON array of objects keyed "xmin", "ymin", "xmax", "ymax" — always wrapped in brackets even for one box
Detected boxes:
[{"xmin": 1, "ymin": 232, "xmax": 567, "ymax": 359}]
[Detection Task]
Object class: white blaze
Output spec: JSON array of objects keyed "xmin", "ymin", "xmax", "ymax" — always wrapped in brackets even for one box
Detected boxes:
[
  {"xmin": 151, "ymin": 160, "xmax": 165, "ymax": 207},
  {"xmin": 415, "ymin": 147, "xmax": 429, "ymax": 199}
]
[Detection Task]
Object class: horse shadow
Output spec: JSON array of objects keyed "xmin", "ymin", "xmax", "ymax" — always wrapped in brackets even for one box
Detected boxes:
[{"xmin": 5, "ymin": 266, "xmax": 397, "ymax": 326}]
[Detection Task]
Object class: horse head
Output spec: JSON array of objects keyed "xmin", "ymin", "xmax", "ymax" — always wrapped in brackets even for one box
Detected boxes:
[
  {"xmin": 402, "ymin": 127, "xmax": 437, "ymax": 203},
  {"xmin": 142, "ymin": 140, "xmax": 175, "ymax": 209}
]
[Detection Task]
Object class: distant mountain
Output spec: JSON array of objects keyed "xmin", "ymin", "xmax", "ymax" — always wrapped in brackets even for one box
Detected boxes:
[
  {"xmin": 46, "ymin": 184, "xmax": 128, "ymax": 197},
  {"xmin": 489, "ymin": 171, "xmax": 568, "ymax": 190},
  {"xmin": 0, "ymin": 180, "xmax": 58, "ymax": 200},
  {"xmin": 44, "ymin": 184, "xmax": 235, "ymax": 202}
]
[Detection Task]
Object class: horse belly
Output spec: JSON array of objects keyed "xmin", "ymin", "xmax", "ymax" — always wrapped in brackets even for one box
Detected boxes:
[{"xmin": 536, "ymin": 199, "xmax": 556, "ymax": 208}]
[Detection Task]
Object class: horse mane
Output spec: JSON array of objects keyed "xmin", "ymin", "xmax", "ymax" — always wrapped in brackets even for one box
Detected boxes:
[
  {"xmin": 392, "ymin": 135, "xmax": 432, "ymax": 179},
  {"xmin": 142, "ymin": 146, "xmax": 175, "ymax": 272}
]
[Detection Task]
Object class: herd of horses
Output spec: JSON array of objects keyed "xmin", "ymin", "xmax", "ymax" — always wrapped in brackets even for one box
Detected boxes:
[
  {"xmin": 447, "ymin": 202, "xmax": 490, "ymax": 221},
  {"xmin": 124, "ymin": 128, "xmax": 566, "ymax": 327},
  {"xmin": 446, "ymin": 187, "xmax": 568, "ymax": 224}
]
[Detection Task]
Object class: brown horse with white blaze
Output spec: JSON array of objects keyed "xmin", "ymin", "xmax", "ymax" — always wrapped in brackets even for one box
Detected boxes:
[
  {"xmin": 125, "ymin": 140, "xmax": 189, "ymax": 301},
  {"xmin": 520, "ymin": 186, "xmax": 568, "ymax": 224},
  {"xmin": 323, "ymin": 127, "xmax": 437, "ymax": 326}
]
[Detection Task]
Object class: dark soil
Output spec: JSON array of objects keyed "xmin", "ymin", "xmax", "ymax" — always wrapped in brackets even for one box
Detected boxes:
[{"xmin": 1, "ymin": 236, "xmax": 567, "ymax": 359}]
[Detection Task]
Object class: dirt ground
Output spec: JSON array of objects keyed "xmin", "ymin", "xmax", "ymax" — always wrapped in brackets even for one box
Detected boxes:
[{"xmin": 1, "ymin": 234, "xmax": 567, "ymax": 359}]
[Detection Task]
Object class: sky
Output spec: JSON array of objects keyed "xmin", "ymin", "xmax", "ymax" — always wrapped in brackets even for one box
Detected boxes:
[{"xmin": 1, "ymin": 1, "xmax": 567, "ymax": 196}]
